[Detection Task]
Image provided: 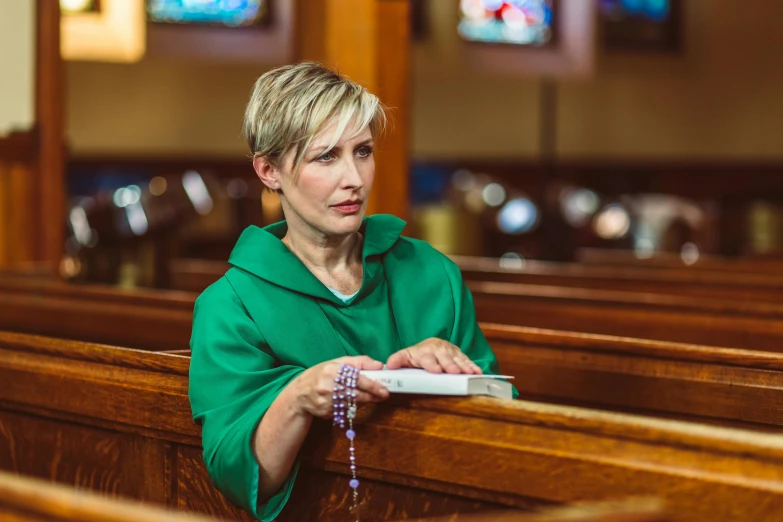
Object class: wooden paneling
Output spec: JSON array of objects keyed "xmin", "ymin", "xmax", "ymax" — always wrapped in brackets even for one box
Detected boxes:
[
  {"xmin": 3, "ymin": 332, "xmax": 783, "ymax": 520},
  {"xmin": 0, "ymin": 470, "xmax": 218, "ymax": 522},
  {"xmin": 175, "ymin": 447, "xmax": 254, "ymax": 521}
]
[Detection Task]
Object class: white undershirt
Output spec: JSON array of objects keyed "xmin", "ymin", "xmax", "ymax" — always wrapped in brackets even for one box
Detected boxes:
[{"xmin": 327, "ymin": 287, "xmax": 359, "ymax": 302}]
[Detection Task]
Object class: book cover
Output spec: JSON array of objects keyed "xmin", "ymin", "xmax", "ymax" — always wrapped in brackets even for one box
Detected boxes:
[{"xmin": 361, "ymin": 368, "xmax": 514, "ymax": 399}]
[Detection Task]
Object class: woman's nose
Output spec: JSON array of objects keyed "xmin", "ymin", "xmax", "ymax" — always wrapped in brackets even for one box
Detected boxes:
[{"xmin": 341, "ymin": 158, "xmax": 364, "ymax": 188}]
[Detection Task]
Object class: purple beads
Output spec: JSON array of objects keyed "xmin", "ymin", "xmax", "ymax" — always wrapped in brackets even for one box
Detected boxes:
[{"xmin": 332, "ymin": 363, "xmax": 361, "ymax": 517}]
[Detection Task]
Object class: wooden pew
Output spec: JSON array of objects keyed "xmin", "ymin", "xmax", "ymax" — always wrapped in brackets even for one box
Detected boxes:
[
  {"xmin": 455, "ymin": 256, "xmax": 783, "ymax": 303},
  {"xmin": 407, "ymin": 499, "xmax": 669, "ymax": 521},
  {"xmin": 577, "ymin": 248, "xmax": 783, "ymax": 275},
  {"xmin": 170, "ymin": 256, "xmax": 783, "ymax": 304},
  {"xmin": 6, "ymin": 272, "xmax": 783, "ymax": 353},
  {"xmin": 2, "ymin": 332, "xmax": 783, "ymax": 522},
  {"xmin": 483, "ymin": 325, "xmax": 783, "ymax": 430},
  {"xmin": 162, "ymin": 322, "xmax": 783, "ymax": 431},
  {"xmin": 468, "ymin": 281, "xmax": 783, "ymax": 352},
  {"xmin": 0, "ymin": 468, "xmax": 672, "ymax": 522},
  {"xmin": 0, "ymin": 470, "xmax": 218, "ymax": 522},
  {"xmin": 3, "ymin": 276, "xmax": 783, "ymax": 429}
]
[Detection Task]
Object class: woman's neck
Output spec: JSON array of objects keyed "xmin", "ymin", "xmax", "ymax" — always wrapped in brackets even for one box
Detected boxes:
[{"xmin": 282, "ymin": 224, "xmax": 362, "ymax": 275}]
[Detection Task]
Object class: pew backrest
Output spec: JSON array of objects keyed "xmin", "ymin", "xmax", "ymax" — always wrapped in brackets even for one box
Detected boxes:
[
  {"xmin": 2, "ymin": 332, "xmax": 783, "ymax": 521},
  {"xmin": 0, "ymin": 470, "xmax": 219, "ymax": 522}
]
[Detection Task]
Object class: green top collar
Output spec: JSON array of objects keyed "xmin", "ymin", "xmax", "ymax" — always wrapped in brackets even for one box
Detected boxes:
[{"xmin": 228, "ymin": 214, "xmax": 406, "ymax": 302}]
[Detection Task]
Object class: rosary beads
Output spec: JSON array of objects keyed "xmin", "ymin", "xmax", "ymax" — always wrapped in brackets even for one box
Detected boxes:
[{"xmin": 333, "ymin": 364, "xmax": 361, "ymax": 520}]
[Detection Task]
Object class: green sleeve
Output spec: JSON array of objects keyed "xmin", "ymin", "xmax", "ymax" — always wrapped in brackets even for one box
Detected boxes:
[
  {"xmin": 442, "ymin": 258, "xmax": 520, "ymax": 399},
  {"xmin": 188, "ymin": 278, "xmax": 303, "ymax": 521}
]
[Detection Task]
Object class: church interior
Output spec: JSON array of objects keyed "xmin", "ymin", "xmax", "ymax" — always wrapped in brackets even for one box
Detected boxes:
[{"xmin": 2, "ymin": 0, "xmax": 783, "ymax": 521}]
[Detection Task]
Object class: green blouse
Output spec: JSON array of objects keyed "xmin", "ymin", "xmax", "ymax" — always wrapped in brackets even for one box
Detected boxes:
[{"xmin": 188, "ymin": 214, "xmax": 511, "ymax": 521}]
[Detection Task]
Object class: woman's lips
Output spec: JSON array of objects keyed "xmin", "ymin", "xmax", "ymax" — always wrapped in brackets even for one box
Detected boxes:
[{"xmin": 331, "ymin": 201, "xmax": 362, "ymax": 214}]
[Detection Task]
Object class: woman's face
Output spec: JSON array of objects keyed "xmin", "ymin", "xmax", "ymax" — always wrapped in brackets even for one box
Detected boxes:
[{"xmin": 273, "ymin": 121, "xmax": 375, "ymax": 238}]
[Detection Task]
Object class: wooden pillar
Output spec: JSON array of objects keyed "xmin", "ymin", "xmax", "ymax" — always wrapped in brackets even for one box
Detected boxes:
[
  {"xmin": 35, "ymin": 0, "xmax": 65, "ymax": 273},
  {"xmin": 294, "ymin": 0, "xmax": 411, "ymax": 220}
]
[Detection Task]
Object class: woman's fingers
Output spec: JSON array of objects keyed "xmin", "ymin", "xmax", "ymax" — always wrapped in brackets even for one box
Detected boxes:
[
  {"xmin": 357, "ymin": 374, "xmax": 389, "ymax": 400},
  {"xmin": 385, "ymin": 349, "xmax": 411, "ymax": 370},
  {"xmin": 341, "ymin": 355, "xmax": 384, "ymax": 371},
  {"xmin": 417, "ymin": 352, "xmax": 443, "ymax": 373}
]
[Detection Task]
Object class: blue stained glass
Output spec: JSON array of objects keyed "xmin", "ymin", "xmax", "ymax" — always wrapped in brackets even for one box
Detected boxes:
[
  {"xmin": 602, "ymin": 0, "xmax": 670, "ymax": 21},
  {"xmin": 147, "ymin": 0, "xmax": 267, "ymax": 27},
  {"xmin": 458, "ymin": 0, "xmax": 555, "ymax": 46}
]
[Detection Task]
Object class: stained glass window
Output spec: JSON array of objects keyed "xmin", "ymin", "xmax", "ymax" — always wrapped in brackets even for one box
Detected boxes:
[
  {"xmin": 458, "ymin": 0, "xmax": 556, "ymax": 46},
  {"xmin": 147, "ymin": 0, "xmax": 268, "ymax": 27},
  {"xmin": 600, "ymin": 0, "xmax": 680, "ymax": 51}
]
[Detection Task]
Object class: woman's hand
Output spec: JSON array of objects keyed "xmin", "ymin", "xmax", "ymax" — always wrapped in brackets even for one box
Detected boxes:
[
  {"xmin": 291, "ymin": 356, "xmax": 389, "ymax": 419},
  {"xmin": 386, "ymin": 338, "xmax": 483, "ymax": 375}
]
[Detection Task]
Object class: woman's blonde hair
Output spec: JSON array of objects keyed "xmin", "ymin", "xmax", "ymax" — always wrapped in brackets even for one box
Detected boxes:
[{"xmin": 243, "ymin": 62, "xmax": 386, "ymax": 179}]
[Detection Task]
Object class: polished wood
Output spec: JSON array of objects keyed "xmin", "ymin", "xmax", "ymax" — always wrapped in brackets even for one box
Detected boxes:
[
  {"xmin": 295, "ymin": 0, "xmax": 411, "ymax": 219},
  {"xmin": 10, "ymin": 272, "xmax": 783, "ymax": 353},
  {"xmin": 577, "ymin": 248, "xmax": 783, "ymax": 274},
  {"xmin": 0, "ymin": 470, "xmax": 219, "ymax": 522},
  {"xmin": 35, "ymin": 0, "xmax": 66, "ymax": 272},
  {"xmin": 469, "ymin": 280, "xmax": 783, "ymax": 351},
  {"xmin": 0, "ymin": 130, "xmax": 37, "ymax": 163},
  {"xmin": 0, "ymin": 161, "xmax": 36, "ymax": 270},
  {"xmin": 2, "ymin": 331, "xmax": 783, "ymax": 521},
  {"xmin": 405, "ymin": 500, "xmax": 668, "ymax": 521},
  {"xmin": 3, "ymin": 276, "xmax": 783, "ymax": 429},
  {"xmin": 455, "ymin": 255, "xmax": 783, "ymax": 304},
  {"xmin": 170, "ymin": 255, "xmax": 783, "ymax": 304},
  {"xmin": 485, "ymin": 325, "xmax": 783, "ymax": 429}
]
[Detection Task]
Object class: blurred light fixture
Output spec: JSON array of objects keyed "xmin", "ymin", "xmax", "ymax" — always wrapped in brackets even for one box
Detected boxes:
[
  {"xmin": 112, "ymin": 185, "xmax": 141, "ymax": 208},
  {"xmin": 452, "ymin": 169, "xmax": 476, "ymax": 192},
  {"xmin": 69, "ymin": 205, "xmax": 93, "ymax": 246},
  {"xmin": 227, "ymin": 178, "xmax": 249, "ymax": 199},
  {"xmin": 60, "ymin": 0, "xmax": 95, "ymax": 14},
  {"xmin": 149, "ymin": 176, "xmax": 168, "ymax": 196},
  {"xmin": 182, "ymin": 170, "xmax": 214, "ymax": 216},
  {"xmin": 634, "ymin": 238, "xmax": 654, "ymax": 259},
  {"xmin": 681, "ymin": 242, "xmax": 700, "ymax": 266},
  {"xmin": 593, "ymin": 204, "xmax": 631, "ymax": 239},
  {"xmin": 497, "ymin": 197, "xmax": 539, "ymax": 235},
  {"xmin": 125, "ymin": 201, "xmax": 149, "ymax": 235},
  {"xmin": 61, "ymin": 0, "xmax": 146, "ymax": 62},
  {"xmin": 59, "ymin": 255, "xmax": 83, "ymax": 279},
  {"xmin": 499, "ymin": 252, "xmax": 526, "ymax": 270},
  {"xmin": 561, "ymin": 187, "xmax": 600, "ymax": 227},
  {"xmin": 464, "ymin": 187, "xmax": 486, "ymax": 214},
  {"xmin": 482, "ymin": 183, "xmax": 506, "ymax": 207}
]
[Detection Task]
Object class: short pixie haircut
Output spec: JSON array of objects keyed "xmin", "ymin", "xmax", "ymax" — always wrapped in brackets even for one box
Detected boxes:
[{"xmin": 243, "ymin": 62, "xmax": 386, "ymax": 178}]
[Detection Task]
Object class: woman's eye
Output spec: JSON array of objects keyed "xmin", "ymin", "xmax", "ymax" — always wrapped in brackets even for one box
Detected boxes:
[
  {"xmin": 317, "ymin": 152, "xmax": 335, "ymax": 162},
  {"xmin": 356, "ymin": 146, "xmax": 373, "ymax": 158}
]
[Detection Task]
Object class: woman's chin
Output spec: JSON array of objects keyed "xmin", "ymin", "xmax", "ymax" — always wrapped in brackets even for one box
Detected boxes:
[{"xmin": 328, "ymin": 211, "xmax": 365, "ymax": 234}]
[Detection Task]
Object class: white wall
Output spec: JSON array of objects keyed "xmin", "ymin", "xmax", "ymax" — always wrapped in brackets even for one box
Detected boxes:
[{"xmin": 0, "ymin": 1, "xmax": 35, "ymax": 135}]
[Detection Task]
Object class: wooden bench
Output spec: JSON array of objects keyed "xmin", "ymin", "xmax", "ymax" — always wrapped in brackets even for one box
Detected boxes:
[
  {"xmin": 170, "ymin": 257, "xmax": 783, "ymax": 304},
  {"xmin": 577, "ymin": 248, "xmax": 783, "ymax": 275},
  {"xmin": 468, "ymin": 281, "xmax": 783, "ymax": 351},
  {"xmin": 5, "ymin": 273, "xmax": 783, "ymax": 352},
  {"xmin": 1, "ymin": 331, "xmax": 782, "ymax": 521},
  {"xmin": 2, "ymin": 277, "xmax": 783, "ymax": 430},
  {"xmin": 0, "ymin": 470, "xmax": 218, "ymax": 522},
  {"xmin": 408, "ymin": 499, "xmax": 669, "ymax": 521},
  {"xmin": 0, "ymin": 469, "xmax": 671, "ymax": 522}
]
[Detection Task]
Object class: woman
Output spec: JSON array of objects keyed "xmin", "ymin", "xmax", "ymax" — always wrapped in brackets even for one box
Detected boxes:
[{"xmin": 189, "ymin": 62, "xmax": 511, "ymax": 522}]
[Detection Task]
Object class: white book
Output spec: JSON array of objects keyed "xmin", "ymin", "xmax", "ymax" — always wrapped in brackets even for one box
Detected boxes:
[{"xmin": 361, "ymin": 368, "xmax": 514, "ymax": 399}]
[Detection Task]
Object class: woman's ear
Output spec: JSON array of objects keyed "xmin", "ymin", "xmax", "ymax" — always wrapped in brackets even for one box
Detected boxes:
[{"xmin": 253, "ymin": 156, "xmax": 282, "ymax": 191}]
